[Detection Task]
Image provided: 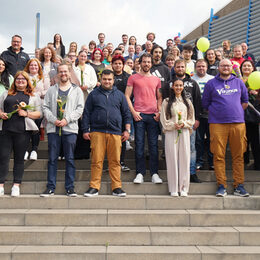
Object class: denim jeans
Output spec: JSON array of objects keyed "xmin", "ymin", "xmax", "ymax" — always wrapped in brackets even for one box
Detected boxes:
[
  {"xmin": 134, "ymin": 113, "xmax": 159, "ymax": 175},
  {"xmin": 190, "ymin": 130, "xmax": 196, "ymax": 175},
  {"xmin": 47, "ymin": 133, "xmax": 77, "ymax": 190},
  {"xmin": 196, "ymin": 117, "xmax": 213, "ymax": 167}
]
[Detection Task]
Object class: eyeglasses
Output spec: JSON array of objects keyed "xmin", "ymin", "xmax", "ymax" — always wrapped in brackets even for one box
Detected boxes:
[
  {"xmin": 220, "ymin": 65, "xmax": 232, "ymax": 67},
  {"xmin": 16, "ymin": 78, "xmax": 27, "ymax": 81}
]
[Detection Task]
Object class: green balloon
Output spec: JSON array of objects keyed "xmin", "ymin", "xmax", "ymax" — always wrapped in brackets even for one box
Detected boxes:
[
  {"xmin": 248, "ymin": 71, "xmax": 260, "ymax": 90},
  {"xmin": 196, "ymin": 37, "xmax": 210, "ymax": 52}
]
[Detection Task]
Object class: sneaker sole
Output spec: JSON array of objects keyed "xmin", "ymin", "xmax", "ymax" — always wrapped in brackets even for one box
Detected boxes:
[
  {"xmin": 121, "ymin": 168, "xmax": 130, "ymax": 172},
  {"xmin": 234, "ymin": 192, "xmax": 249, "ymax": 197},
  {"xmin": 152, "ymin": 180, "xmax": 163, "ymax": 184},
  {"xmin": 112, "ymin": 192, "xmax": 126, "ymax": 197},
  {"xmin": 216, "ymin": 192, "xmax": 227, "ymax": 197},
  {"xmin": 133, "ymin": 180, "xmax": 144, "ymax": 184},
  {"xmin": 67, "ymin": 194, "xmax": 78, "ymax": 197},
  {"xmin": 84, "ymin": 193, "xmax": 98, "ymax": 197}
]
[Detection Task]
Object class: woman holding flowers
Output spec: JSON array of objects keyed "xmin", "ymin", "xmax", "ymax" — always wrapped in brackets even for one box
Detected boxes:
[
  {"xmin": 23, "ymin": 59, "xmax": 48, "ymax": 160},
  {"xmin": 160, "ymin": 79, "xmax": 195, "ymax": 197},
  {"xmin": 73, "ymin": 50, "xmax": 97, "ymax": 101},
  {"xmin": 0, "ymin": 71, "xmax": 42, "ymax": 196}
]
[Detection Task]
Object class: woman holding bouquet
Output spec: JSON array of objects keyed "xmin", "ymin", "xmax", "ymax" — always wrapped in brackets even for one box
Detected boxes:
[
  {"xmin": 0, "ymin": 71, "xmax": 42, "ymax": 196},
  {"xmin": 24, "ymin": 59, "xmax": 48, "ymax": 160},
  {"xmin": 160, "ymin": 79, "xmax": 195, "ymax": 197}
]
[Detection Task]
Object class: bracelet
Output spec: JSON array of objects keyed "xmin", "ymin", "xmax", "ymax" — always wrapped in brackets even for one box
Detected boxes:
[{"xmin": 26, "ymin": 111, "xmax": 29, "ymax": 117}]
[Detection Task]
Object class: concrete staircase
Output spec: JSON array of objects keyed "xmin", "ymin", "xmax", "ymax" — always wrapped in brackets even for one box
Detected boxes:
[{"xmin": 1, "ymin": 140, "xmax": 260, "ymax": 259}]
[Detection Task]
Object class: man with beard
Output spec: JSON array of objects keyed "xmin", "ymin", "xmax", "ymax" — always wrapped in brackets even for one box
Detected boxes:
[
  {"xmin": 125, "ymin": 53, "xmax": 163, "ymax": 184},
  {"xmin": 192, "ymin": 59, "xmax": 214, "ymax": 171},
  {"xmin": 112, "ymin": 55, "xmax": 131, "ymax": 172},
  {"xmin": 150, "ymin": 45, "xmax": 171, "ymax": 159},
  {"xmin": 82, "ymin": 70, "xmax": 131, "ymax": 197},
  {"xmin": 151, "ymin": 45, "xmax": 171, "ymax": 100},
  {"xmin": 1, "ymin": 35, "xmax": 30, "ymax": 76},
  {"xmin": 41, "ymin": 64, "xmax": 84, "ymax": 197},
  {"xmin": 97, "ymin": 33, "xmax": 106, "ymax": 50},
  {"xmin": 202, "ymin": 59, "xmax": 249, "ymax": 197},
  {"xmin": 173, "ymin": 59, "xmax": 202, "ymax": 183}
]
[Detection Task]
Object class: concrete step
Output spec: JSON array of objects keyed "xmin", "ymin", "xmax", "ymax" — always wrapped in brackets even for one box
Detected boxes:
[
  {"xmin": 0, "ymin": 226, "xmax": 259, "ymax": 246},
  {"xmin": 0, "ymin": 195, "xmax": 259, "ymax": 210},
  {"xmin": 2, "ymin": 245, "xmax": 260, "ymax": 260},
  {"xmin": 7, "ymin": 169, "xmax": 260, "ymax": 182},
  {"xmin": 2, "ymin": 181, "xmax": 260, "ymax": 195},
  {"xmin": 0, "ymin": 209, "xmax": 259, "ymax": 227}
]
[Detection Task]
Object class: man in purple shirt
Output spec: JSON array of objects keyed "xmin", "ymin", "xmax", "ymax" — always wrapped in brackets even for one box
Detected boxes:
[{"xmin": 202, "ymin": 59, "xmax": 249, "ymax": 197}]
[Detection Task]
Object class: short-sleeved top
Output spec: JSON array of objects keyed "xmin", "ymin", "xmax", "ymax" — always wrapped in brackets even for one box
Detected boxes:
[
  {"xmin": 3, "ymin": 91, "xmax": 29, "ymax": 133},
  {"xmin": 127, "ymin": 73, "xmax": 161, "ymax": 114}
]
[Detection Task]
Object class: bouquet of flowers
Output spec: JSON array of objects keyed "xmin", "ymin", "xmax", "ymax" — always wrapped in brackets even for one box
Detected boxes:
[
  {"xmin": 175, "ymin": 111, "xmax": 182, "ymax": 144},
  {"xmin": 57, "ymin": 96, "xmax": 67, "ymax": 136},
  {"xmin": 80, "ymin": 70, "xmax": 84, "ymax": 87},
  {"xmin": 1, "ymin": 101, "xmax": 35, "ymax": 120}
]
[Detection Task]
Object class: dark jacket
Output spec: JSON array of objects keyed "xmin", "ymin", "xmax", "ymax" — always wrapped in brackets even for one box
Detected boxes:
[
  {"xmin": 1, "ymin": 47, "xmax": 30, "ymax": 76},
  {"xmin": 172, "ymin": 73, "xmax": 201, "ymax": 120},
  {"xmin": 151, "ymin": 62, "xmax": 171, "ymax": 100},
  {"xmin": 81, "ymin": 86, "xmax": 131, "ymax": 135},
  {"xmin": 207, "ymin": 60, "xmax": 219, "ymax": 76}
]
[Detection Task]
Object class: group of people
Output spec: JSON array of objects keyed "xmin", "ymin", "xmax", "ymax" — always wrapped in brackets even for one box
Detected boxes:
[{"xmin": 0, "ymin": 32, "xmax": 259, "ymax": 198}]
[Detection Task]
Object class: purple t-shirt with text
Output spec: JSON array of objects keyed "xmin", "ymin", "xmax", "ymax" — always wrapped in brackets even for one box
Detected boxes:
[{"xmin": 202, "ymin": 74, "xmax": 248, "ymax": 123}]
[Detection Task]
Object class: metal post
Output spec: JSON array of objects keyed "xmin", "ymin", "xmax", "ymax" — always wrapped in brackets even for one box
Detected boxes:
[
  {"xmin": 35, "ymin": 13, "xmax": 40, "ymax": 49},
  {"xmin": 246, "ymin": 0, "xmax": 252, "ymax": 46}
]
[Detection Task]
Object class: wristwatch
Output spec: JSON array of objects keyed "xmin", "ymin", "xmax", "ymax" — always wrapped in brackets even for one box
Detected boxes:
[{"xmin": 125, "ymin": 129, "xmax": 131, "ymax": 134}]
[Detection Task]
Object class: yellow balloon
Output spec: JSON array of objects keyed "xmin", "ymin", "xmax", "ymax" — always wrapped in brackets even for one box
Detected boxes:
[
  {"xmin": 248, "ymin": 71, "xmax": 260, "ymax": 90},
  {"xmin": 196, "ymin": 37, "xmax": 210, "ymax": 52}
]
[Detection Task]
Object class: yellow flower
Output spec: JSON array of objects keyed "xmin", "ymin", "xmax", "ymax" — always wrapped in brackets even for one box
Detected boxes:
[{"xmin": 57, "ymin": 99, "xmax": 62, "ymax": 103}]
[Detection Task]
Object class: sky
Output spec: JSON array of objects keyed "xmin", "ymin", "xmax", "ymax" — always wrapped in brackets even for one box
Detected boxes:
[{"xmin": 0, "ymin": 0, "xmax": 232, "ymax": 54}]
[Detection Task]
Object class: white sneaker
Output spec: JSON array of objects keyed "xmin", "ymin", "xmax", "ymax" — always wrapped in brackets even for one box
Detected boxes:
[
  {"xmin": 170, "ymin": 192, "xmax": 178, "ymax": 197},
  {"xmin": 29, "ymin": 151, "xmax": 37, "ymax": 161},
  {"xmin": 11, "ymin": 185, "xmax": 20, "ymax": 197},
  {"xmin": 133, "ymin": 173, "xmax": 144, "ymax": 184},
  {"xmin": 180, "ymin": 191, "xmax": 188, "ymax": 197},
  {"xmin": 0, "ymin": 186, "xmax": 4, "ymax": 196},
  {"xmin": 151, "ymin": 173, "xmax": 163, "ymax": 184},
  {"xmin": 126, "ymin": 140, "xmax": 133, "ymax": 151},
  {"xmin": 24, "ymin": 151, "xmax": 29, "ymax": 161}
]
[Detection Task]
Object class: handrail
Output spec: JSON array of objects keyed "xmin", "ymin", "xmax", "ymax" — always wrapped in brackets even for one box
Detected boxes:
[
  {"xmin": 208, "ymin": 8, "xmax": 218, "ymax": 40},
  {"xmin": 246, "ymin": 0, "xmax": 252, "ymax": 45}
]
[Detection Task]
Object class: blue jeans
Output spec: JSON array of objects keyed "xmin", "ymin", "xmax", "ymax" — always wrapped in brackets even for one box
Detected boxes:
[
  {"xmin": 134, "ymin": 113, "xmax": 159, "ymax": 175},
  {"xmin": 196, "ymin": 118, "xmax": 213, "ymax": 167},
  {"xmin": 47, "ymin": 133, "xmax": 77, "ymax": 190},
  {"xmin": 190, "ymin": 130, "xmax": 196, "ymax": 175}
]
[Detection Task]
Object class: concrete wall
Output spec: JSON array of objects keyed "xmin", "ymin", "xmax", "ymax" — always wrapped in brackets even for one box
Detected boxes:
[{"xmin": 183, "ymin": 0, "xmax": 249, "ymax": 42}]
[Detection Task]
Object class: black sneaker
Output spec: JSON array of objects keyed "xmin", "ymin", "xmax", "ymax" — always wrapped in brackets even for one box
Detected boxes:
[
  {"xmin": 40, "ymin": 188, "xmax": 54, "ymax": 197},
  {"xmin": 121, "ymin": 162, "xmax": 130, "ymax": 172},
  {"xmin": 112, "ymin": 188, "xmax": 126, "ymax": 197},
  {"xmin": 84, "ymin": 187, "xmax": 99, "ymax": 197},
  {"xmin": 196, "ymin": 165, "xmax": 202, "ymax": 171},
  {"xmin": 190, "ymin": 174, "xmax": 202, "ymax": 183},
  {"xmin": 66, "ymin": 188, "xmax": 77, "ymax": 197}
]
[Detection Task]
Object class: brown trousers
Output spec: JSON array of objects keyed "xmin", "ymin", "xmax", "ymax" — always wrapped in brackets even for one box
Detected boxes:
[
  {"xmin": 90, "ymin": 132, "xmax": 122, "ymax": 190},
  {"xmin": 209, "ymin": 123, "xmax": 247, "ymax": 188}
]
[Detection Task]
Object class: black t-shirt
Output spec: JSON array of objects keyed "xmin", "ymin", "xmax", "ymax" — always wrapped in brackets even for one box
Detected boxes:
[
  {"xmin": 3, "ymin": 91, "xmax": 29, "ymax": 133},
  {"xmin": 114, "ymin": 71, "xmax": 130, "ymax": 94}
]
